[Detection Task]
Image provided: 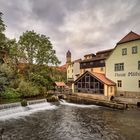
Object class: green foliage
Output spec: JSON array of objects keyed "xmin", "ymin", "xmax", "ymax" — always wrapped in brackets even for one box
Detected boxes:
[
  {"xmin": 24, "ymin": 65, "xmax": 54, "ymax": 91},
  {"xmin": 21, "ymin": 99, "xmax": 27, "ymax": 106},
  {"xmin": 0, "ymin": 63, "xmax": 14, "ymax": 78},
  {"xmin": 49, "ymin": 67, "xmax": 67, "ymax": 82},
  {"xmin": 0, "ymin": 64, "xmax": 15, "ymax": 92},
  {"xmin": 6, "ymin": 39, "xmax": 25, "ymax": 68},
  {"xmin": 0, "ymin": 13, "xmax": 64, "ymax": 99},
  {"xmin": 0, "ymin": 12, "xmax": 6, "ymax": 48},
  {"xmin": 17, "ymin": 80, "xmax": 40, "ymax": 98},
  {"xmin": 10, "ymin": 79, "xmax": 20, "ymax": 89},
  {"xmin": 19, "ymin": 30, "xmax": 60, "ymax": 65},
  {"xmin": 1, "ymin": 87, "xmax": 20, "ymax": 99},
  {"xmin": 0, "ymin": 12, "xmax": 5, "ymax": 32}
]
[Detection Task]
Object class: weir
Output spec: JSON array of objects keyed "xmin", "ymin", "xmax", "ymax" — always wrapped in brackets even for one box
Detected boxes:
[
  {"xmin": 0, "ymin": 99, "xmax": 56, "ymax": 120},
  {"xmin": 0, "ymin": 102, "xmax": 21, "ymax": 110},
  {"xmin": 27, "ymin": 99, "xmax": 47, "ymax": 105}
]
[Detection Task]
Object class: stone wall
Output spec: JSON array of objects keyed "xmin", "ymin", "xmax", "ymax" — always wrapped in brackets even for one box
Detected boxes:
[{"xmin": 116, "ymin": 91, "xmax": 140, "ymax": 98}]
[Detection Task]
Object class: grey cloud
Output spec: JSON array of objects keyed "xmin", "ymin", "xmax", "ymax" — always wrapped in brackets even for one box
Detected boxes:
[{"xmin": 0, "ymin": 0, "xmax": 140, "ymax": 64}]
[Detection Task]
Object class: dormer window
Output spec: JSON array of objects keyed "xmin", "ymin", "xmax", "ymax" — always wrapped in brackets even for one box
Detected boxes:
[{"xmin": 122, "ymin": 48, "xmax": 127, "ymax": 55}]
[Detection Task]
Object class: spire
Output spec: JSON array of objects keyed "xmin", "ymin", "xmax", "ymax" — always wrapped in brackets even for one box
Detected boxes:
[{"xmin": 66, "ymin": 50, "xmax": 71, "ymax": 64}]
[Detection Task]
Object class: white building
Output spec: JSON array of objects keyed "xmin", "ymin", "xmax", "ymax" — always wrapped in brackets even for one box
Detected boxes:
[{"xmin": 106, "ymin": 31, "xmax": 140, "ymax": 97}]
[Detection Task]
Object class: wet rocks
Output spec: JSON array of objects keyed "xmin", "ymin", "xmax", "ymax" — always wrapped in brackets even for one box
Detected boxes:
[
  {"xmin": 21, "ymin": 100, "xmax": 27, "ymax": 107},
  {"xmin": 47, "ymin": 95, "xmax": 59, "ymax": 102}
]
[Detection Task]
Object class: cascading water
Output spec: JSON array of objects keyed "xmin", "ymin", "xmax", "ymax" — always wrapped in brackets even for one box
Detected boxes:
[
  {"xmin": 60, "ymin": 99, "xmax": 99, "ymax": 108},
  {"xmin": 0, "ymin": 99, "xmax": 57, "ymax": 121},
  {"xmin": 27, "ymin": 99, "xmax": 47, "ymax": 105},
  {"xmin": 0, "ymin": 102, "xmax": 21, "ymax": 110}
]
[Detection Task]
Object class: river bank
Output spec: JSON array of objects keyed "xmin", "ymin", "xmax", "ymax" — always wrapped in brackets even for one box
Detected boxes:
[{"xmin": 1, "ymin": 92, "xmax": 140, "ymax": 110}]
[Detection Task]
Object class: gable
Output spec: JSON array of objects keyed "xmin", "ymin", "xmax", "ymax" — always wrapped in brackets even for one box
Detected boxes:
[
  {"xmin": 74, "ymin": 71, "xmax": 116, "ymax": 86},
  {"xmin": 117, "ymin": 31, "xmax": 140, "ymax": 45}
]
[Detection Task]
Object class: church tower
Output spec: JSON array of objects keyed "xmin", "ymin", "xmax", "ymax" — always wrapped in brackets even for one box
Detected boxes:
[{"xmin": 66, "ymin": 50, "xmax": 71, "ymax": 65}]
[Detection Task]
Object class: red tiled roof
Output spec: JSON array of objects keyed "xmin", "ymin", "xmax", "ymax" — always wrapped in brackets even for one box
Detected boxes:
[
  {"xmin": 91, "ymin": 72, "xmax": 116, "ymax": 86},
  {"xmin": 55, "ymin": 82, "xmax": 66, "ymax": 87},
  {"xmin": 74, "ymin": 71, "xmax": 116, "ymax": 86},
  {"xmin": 117, "ymin": 31, "xmax": 140, "ymax": 44},
  {"xmin": 57, "ymin": 64, "xmax": 66, "ymax": 71}
]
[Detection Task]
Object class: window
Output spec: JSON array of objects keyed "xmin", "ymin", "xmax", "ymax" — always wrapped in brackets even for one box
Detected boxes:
[
  {"xmin": 78, "ymin": 82, "xmax": 81, "ymax": 88},
  {"xmin": 90, "ymin": 62, "xmax": 93, "ymax": 65},
  {"xmin": 138, "ymin": 61, "xmax": 140, "ymax": 70},
  {"xmin": 117, "ymin": 80, "xmax": 122, "ymax": 87},
  {"xmin": 115, "ymin": 63, "xmax": 124, "ymax": 71},
  {"xmin": 100, "ymin": 60, "xmax": 104, "ymax": 63},
  {"xmin": 132, "ymin": 46, "xmax": 137, "ymax": 54},
  {"xmin": 85, "ymin": 76, "xmax": 90, "ymax": 82},
  {"xmin": 139, "ymin": 80, "xmax": 140, "ymax": 88},
  {"xmin": 122, "ymin": 48, "xmax": 127, "ymax": 55}
]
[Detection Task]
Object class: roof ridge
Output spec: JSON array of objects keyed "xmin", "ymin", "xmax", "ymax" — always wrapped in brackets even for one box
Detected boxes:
[{"xmin": 117, "ymin": 31, "xmax": 140, "ymax": 44}]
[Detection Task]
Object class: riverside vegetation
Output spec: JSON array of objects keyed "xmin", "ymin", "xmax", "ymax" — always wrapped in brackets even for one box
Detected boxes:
[{"xmin": 0, "ymin": 12, "xmax": 66, "ymax": 102}]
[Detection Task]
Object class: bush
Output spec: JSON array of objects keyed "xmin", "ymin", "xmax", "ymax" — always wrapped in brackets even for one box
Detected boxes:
[
  {"xmin": 21, "ymin": 100, "xmax": 27, "ymax": 106},
  {"xmin": 1, "ymin": 87, "xmax": 20, "ymax": 99},
  {"xmin": 0, "ymin": 64, "xmax": 14, "ymax": 79},
  {"xmin": 17, "ymin": 80, "xmax": 40, "ymax": 98},
  {"xmin": 10, "ymin": 79, "xmax": 20, "ymax": 89}
]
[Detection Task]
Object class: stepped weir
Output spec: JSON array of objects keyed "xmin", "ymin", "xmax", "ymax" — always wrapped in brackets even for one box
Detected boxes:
[{"xmin": 0, "ymin": 99, "xmax": 56, "ymax": 120}]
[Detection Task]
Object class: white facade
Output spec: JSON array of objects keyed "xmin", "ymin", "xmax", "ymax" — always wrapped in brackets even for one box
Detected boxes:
[
  {"xmin": 67, "ymin": 60, "xmax": 81, "ymax": 81},
  {"xmin": 106, "ymin": 39, "xmax": 140, "ymax": 96}
]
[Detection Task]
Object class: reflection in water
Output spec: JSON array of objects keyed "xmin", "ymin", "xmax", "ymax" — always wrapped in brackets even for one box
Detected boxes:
[{"xmin": 0, "ymin": 101, "xmax": 140, "ymax": 140}]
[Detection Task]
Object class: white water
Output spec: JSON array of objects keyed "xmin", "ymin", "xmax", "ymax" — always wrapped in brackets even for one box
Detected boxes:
[
  {"xmin": 0, "ymin": 101, "xmax": 57, "ymax": 121},
  {"xmin": 27, "ymin": 99, "xmax": 47, "ymax": 105},
  {"xmin": 0, "ymin": 102, "xmax": 21, "ymax": 110},
  {"xmin": 60, "ymin": 99, "xmax": 99, "ymax": 108}
]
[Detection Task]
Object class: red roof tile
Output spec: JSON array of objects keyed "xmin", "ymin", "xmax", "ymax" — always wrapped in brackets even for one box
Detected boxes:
[
  {"xmin": 55, "ymin": 82, "xmax": 66, "ymax": 87},
  {"xmin": 57, "ymin": 64, "xmax": 66, "ymax": 71},
  {"xmin": 91, "ymin": 72, "xmax": 116, "ymax": 86},
  {"xmin": 117, "ymin": 31, "xmax": 140, "ymax": 44},
  {"xmin": 74, "ymin": 71, "xmax": 116, "ymax": 86}
]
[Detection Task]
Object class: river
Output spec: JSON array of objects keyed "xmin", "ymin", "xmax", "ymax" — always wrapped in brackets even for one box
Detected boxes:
[{"xmin": 0, "ymin": 100, "xmax": 140, "ymax": 140}]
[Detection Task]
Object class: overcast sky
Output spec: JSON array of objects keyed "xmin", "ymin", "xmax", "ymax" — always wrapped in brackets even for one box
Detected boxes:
[{"xmin": 0, "ymin": 0, "xmax": 140, "ymax": 65}]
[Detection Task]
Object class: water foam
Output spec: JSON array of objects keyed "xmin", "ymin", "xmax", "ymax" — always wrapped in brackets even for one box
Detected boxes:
[
  {"xmin": 0, "ymin": 101, "xmax": 57, "ymax": 121},
  {"xmin": 60, "ymin": 100, "xmax": 99, "ymax": 108}
]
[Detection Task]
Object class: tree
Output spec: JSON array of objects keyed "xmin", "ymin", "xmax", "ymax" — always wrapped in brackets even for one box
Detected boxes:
[
  {"xmin": 19, "ymin": 30, "xmax": 60, "ymax": 65},
  {"xmin": 6, "ymin": 39, "xmax": 26, "ymax": 70},
  {"xmin": 0, "ymin": 12, "xmax": 6, "ymax": 49}
]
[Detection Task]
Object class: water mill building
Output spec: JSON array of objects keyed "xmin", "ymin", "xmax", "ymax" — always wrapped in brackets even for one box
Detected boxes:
[
  {"xmin": 106, "ymin": 31, "xmax": 140, "ymax": 97},
  {"xmin": 66, "ymin": 31, "xmax": 140, "ymax": 98}
]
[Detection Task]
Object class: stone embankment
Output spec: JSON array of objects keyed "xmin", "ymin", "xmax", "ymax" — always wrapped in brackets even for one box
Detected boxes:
[
  {"xmin": 46, "ymin": 92, "xmax": 140, "ymax": 110},
  {"xmin": 65, "ymin": 93, "xmax": 127, "ymax": 110}
]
